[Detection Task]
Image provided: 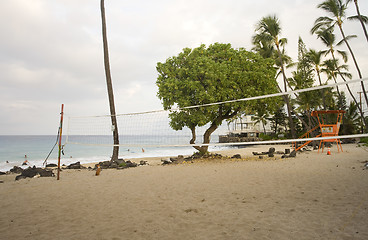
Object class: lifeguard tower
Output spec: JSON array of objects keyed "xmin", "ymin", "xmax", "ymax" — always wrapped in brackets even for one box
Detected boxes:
[
  {"xmin": 311, "ymin": 110, "xmax": 345, "ymax": 153},
  {"xmin": 294, "ymin": 110, "xmax": 345, "ymax": 153}
]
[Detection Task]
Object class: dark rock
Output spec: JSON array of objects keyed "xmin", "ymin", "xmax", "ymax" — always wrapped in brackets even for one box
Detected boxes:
[
  {"xmin": 0, "ymin": 171, "xmax": 6, "ymax": 175},
  {"xmin": 115, "ymin": 158, "xmax": 125, "ymax": 165},
  {"xmin": 15, "ymin": 175, "xmax": 27, "ymax": 181},
  {"xmin": 110, "ymin": 162, "xmax": 118, "ymax": 168},
  {"xmin": 289, "ymin": 150, "xmax": 296, "ymax": 157},
  {"xmin": 232, "ymin": 154, "xmax": 242, "ymax": 159},
  {"xmin": 99, "ymin": 161, "xmax": 112, "ymax": 169},
  {"xmin": 259, "ymin": 156, "xmax": 263, "ymax": 159},
  {"xmin": 125, "ymin": 161, "xmax": 137, "ymax": 168},
  {"xmin": 139, "ymin": 160, "xmax": 148, "ymax": 166},
  {"xmin": 161, "ymin": 159, "xmax": 172, "ymax": 165},
  {"xmin": 66, "ymin": 162, "xmax": 85, "ymax": 169},
  {"xmin": 46, "ymin": 163, "xmax": 57, "ymax": 168},
  {"xmin": 285, "ymin": 149, "xmax": 290, "ymax": 154},
  {"xmin": 10, "ymin": 166, "xmax": 24, "ymax": 174},
  {"xmin": 170, "ymin": 157, "xmax": 178, "ymax": 162},
  {"xmin": 15, "ymin": 167, "xmax": 54, "ymax": 181},
  {"xmin": 268, "ymin": 147, "xmax": 275, "ymax": 157}
]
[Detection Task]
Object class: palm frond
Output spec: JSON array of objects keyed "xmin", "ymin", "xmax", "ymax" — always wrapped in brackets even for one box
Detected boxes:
[
  {"xmin": 348, "ymin": 15, "xmax": 368, "ymax": 23},
  {"xmin": 311, "ymin": 17, "xmax": 334, "ymax": 33},
  {"xmin": 336, "ymin": 50, "xmax": 348, "ymax": 62},
  {"xmin": 337, "ymin": 34, "xmax": 357, "ymax": 46}
]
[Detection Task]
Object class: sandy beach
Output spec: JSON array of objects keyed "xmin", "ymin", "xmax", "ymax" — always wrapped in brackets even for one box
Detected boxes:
[{"xmin": 1, "ymin": 143, "xmax": 368, "ymax": 240}]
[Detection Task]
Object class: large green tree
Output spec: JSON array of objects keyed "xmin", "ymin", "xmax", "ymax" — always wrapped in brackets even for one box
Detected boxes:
[{"xmin": 156, "ymin": 43, "xmax": 278, "ymax": 155}]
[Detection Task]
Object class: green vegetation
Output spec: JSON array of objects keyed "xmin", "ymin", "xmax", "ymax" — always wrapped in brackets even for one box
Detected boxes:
[
  {"xmin": 156, "ymin": 43, "xmax": 279, "ymax": 155},
  {"xmin": 156, "ymin": 0, "xmax": 368, "ymax": 151}
]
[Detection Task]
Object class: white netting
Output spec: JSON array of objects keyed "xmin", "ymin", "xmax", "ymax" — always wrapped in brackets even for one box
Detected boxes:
[{"xmin": 65, "ymin": 78, "xmax": 368, "ymax": 149}]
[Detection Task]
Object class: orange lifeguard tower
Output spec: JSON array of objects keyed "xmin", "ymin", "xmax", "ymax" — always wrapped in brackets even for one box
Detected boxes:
[{"xmin": 311, "ymin": 110, "xmax": 345, "ymax": 153}]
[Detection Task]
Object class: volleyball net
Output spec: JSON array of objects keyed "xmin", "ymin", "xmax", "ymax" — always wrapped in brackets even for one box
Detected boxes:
[{"xmin": 65, "ymin": 78, "xmax": 368, "ymax": 150}]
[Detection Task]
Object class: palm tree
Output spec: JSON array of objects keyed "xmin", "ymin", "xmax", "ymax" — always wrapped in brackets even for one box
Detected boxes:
[
  {"xmin": 252, "ymin": 111, "xmax": 269, "ymax": 134},
  {"xmin": 253, "ymin": 15, "xmax": 296, "ymax": 138},
  {"xmin": 321, "ymin": 58, "xmax": 351, "ymax": 99},
  {"xmin": 346, "ymin": 0, "xmax": 368, "ymax": 42},
  {"xmin": 307, "ymin": 49, "xmax": 327, "ymax": 109},
  {"xmin": 314, "ymin": 28, "xmax": 365, "ymax": 128},
  {"xmin": 311, "ymin": 0, "xmax": 368, "ymax": 113},
  {"xmin": 100, "ymin": 0, "xmax": 119, "ymax": 162}
]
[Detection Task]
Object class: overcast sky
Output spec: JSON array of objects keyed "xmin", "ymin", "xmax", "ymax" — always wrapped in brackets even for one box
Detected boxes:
[{"xmin": 1, "ymin": 0, "xmax": 367, "ymax": 135}]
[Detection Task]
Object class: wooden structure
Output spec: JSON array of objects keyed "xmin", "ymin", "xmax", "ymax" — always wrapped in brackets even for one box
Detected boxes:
[{"xmin": 311, "ymin": 110, "xmax": 345, "ymax": 153}]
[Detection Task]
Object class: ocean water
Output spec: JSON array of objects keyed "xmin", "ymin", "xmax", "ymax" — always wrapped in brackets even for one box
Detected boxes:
[{"xmin": 0, "ymin": 135, "xmax": 227, "ymax": 172}]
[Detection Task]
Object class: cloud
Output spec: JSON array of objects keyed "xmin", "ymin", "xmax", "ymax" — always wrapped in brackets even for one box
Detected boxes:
[{"xmin": 0, "ymin": 0, "xmax": 367, "ymax": 134}]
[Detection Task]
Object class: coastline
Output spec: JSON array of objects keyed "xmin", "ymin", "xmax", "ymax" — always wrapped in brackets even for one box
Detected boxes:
[{"xmin": 1, "ymin": 143, "xmax": 368, "ymax": 239}]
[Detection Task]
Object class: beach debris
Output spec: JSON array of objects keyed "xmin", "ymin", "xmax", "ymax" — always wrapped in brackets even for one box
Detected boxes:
[{"xmin": 15, "ymin": 166, "xmax": 54, "ymax": 181}]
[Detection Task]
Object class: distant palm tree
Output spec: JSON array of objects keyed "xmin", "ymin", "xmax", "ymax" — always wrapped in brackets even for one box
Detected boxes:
[
  {"xmin": 346, "ymin": 0, "xmax": 368, "ymax": 42},
  {"xmin": 307, "ymin": 49, "xmax": 327, "ymax": 109},
  {"xmin": 252, "ymin": 112, "xmax": 269, "ymax": 134},
  {"xmin": 253, "ymin": 15, "xmax": 296, "ymax": 138},
  {"xmin": 100, "ymin": 0, "xmax": 119, "ymax": 162},
  {"xmin": 311, "ymin": 0, "xmax": 368, "ymax": 112}
]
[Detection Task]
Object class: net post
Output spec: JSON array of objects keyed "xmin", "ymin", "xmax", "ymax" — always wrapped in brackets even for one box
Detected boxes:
[{"xmin": 57, "ymin": 104, "xmax": 64, "ymax": 180}]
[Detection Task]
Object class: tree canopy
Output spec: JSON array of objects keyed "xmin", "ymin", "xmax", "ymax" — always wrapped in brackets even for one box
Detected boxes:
[{"xmin": 156, "ymin": 43, "xmax": 279, "ymax": 154}]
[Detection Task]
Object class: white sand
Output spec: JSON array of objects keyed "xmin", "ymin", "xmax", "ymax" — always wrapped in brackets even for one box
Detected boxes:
[{"xmin": 0, "ymin": 143, "xmax": 367, "ymax": 239}]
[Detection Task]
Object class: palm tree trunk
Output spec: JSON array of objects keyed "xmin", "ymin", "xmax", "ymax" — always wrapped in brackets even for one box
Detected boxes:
[
  {"xmin": 101, "ymin": 0, "xmax": 119, "ymax": 162},
  {"xmin": 316, "ymin": 69, "xmax": 326, "ymax": 109},
  {"xmin": 275, "ymin": 43, "xmax": 296, "ymax": 139},
  {"xmin": 353, "ymin": 0, "xmax": 368, "ymax": 42},
  {"xmin": 330, "ymin": 51, "xmax": 367, "ymax": 129},
  {"xmin": 338, "ymin": 24, "xmax": 368, "ymax": 113}
]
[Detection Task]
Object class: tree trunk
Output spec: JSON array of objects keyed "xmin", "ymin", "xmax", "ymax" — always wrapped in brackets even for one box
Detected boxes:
[
  {"xmin": 330, "ymin": 51, "xmax": 367, "ymax": 129},
  {"xmin": 275, "ymin": 43, "xmax": 296, "ymax": 139},
  {"xmin": 101, "ymin": 0, "xmax": 119, "ymax": 162},
  {"xmin": 354, "ymin": 0, "xmax": 368, "ymax": 43},
  {"xmin": 316, "ymin": 69, "xmax": 326, "ymax": 109},
  {"xmin": 338, "ymin": 24, "xmax": 368, "ymax": 115}
]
